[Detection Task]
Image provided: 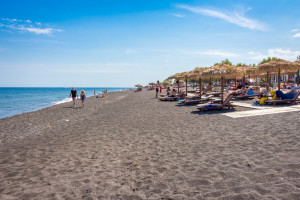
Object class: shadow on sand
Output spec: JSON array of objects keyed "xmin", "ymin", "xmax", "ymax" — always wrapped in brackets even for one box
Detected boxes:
[
  {"xmin": 191, "ymin": 108, "xmax": 236, "ymax": 115},
  {"xmin": 63, "ymin": 106, "xmax": 83, "ymax": 109}
]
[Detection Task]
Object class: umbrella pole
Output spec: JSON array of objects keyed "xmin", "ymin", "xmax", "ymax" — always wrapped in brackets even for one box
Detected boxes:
[
  {"xmin": 186, "ymin": 78, "xmax": 188, "ymax": 96},
  {"xmin": 256, "ymin": 76, "xmax": 258, "ymax": 87},
  {"xmin": 199, "ymin": 77, "xmax": 202, "ymax": 98},
  {"xmin": 221, "ymin": 76, "xmax": 224, "ymax": 105},
  {"xmin": 249, "ymin": 74, "xmax": 251, "ymax": 85},
  {"xmin": 297, "ymin": 70, "xmax": 300, "ymax": 87},
  {"xmin": 278, "ymin": 68, "xmax": 280, "ymax": 91},
  {"xmin": 178, "ymin": 81, "xmax": 180, "ymax": 93}
]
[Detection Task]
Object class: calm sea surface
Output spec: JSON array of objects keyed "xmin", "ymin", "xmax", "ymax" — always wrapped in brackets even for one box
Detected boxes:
[{"xmin": 0, "ymin": 87, "xmax": 131, "ymax": 119}]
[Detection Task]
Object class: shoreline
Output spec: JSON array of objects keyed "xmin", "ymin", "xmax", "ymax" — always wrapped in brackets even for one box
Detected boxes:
[{"xmin": 0, "ymin": 88, "xmax": 131, "ymax": 120}]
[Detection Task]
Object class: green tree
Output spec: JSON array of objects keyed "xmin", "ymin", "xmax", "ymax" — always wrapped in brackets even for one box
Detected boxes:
[
  {"xmin": 258, "ymin": 57, "xmax": 277, "ymax": 65},
  {"xmin": 221, "ymin": 59, "xmax": 233, "ymax": 66}
]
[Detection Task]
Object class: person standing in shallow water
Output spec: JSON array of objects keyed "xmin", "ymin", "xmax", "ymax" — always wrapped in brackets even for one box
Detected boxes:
[{"xmin": 70, "ymin": 87, "xmax": 78, "ymax": 107}]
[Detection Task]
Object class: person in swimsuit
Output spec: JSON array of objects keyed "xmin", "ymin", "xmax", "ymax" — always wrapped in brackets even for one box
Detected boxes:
[
  {"xmin": 80, "ymin": 90, "xmax": 87, "ymax": 107},
  {"xmin": 69, "ymin": 87, "xmax": 78, "ymax": 107},
  {"xmin": 155, "ymin": 80, "xmax": 160, "ymax": 98}
]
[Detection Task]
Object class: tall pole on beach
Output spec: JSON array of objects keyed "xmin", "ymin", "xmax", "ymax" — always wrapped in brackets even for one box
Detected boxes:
[
  {"xmin": 256, "ymin": 76, "xmax": 258, "ymax": 87},
  {"xmin": 278, "ymin": 68, "xmax": 281, "ymax": 91},
  {"xmin": 199, "ymin": 77, "xmax": 202, "ymax": 98},
  {"xmin": 221, "ymin": 76, "xmax": 224, "ymax": 104},
  {"xmin": 297, "ymin": 70, "xmax": 300, "ymax": 87},
  {"xmin": 185, "ymin": 78, "xmax": 188, "ymax": 96}
]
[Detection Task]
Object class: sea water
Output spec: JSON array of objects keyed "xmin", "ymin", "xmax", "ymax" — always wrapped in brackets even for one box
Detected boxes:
[{"xmin": 0, "ymin": 87, "xmax": 131, "ymax": 119}]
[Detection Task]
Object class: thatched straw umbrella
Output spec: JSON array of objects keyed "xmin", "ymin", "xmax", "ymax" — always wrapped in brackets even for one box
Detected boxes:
[
  {"xmin": 135, "ymin": 84, "xmax": 143, "ymax": 88},
  {"xmin": 168, "ymin": 72, "xmax": 186, "ymax": 92},
  {"xmin": 236, "ymin": 65, "xmax": 257, "ymax": 86},
  {"xmin": 294, "ymin": 60, "xmax": 300, "ymax": 85},
  {"xmin": 202, "ymin": 63, "xmax": 238, "ymax": 104},
  {"xmin": 257, "ymin": 59, "xmax": 300, "ymax": 90},
  {"xmin": 189, "ymin": 67, "xmax": 207, "ymax": 98}
]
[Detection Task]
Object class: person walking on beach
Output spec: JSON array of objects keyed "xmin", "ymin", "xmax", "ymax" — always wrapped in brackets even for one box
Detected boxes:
[
  {"xmin": 80, "ymin": 90, "xmax": 87, "ymax": 107},
  {"xmin": 70, "ymin": 87, "xmax": 78, "ymax": 107},
  {"xmin": 155, "ymin": 80, "xmax": 160, "ymax": 98}
]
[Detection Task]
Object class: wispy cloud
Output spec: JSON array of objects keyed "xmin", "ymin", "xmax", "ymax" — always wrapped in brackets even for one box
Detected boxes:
[
  {"xmin": 291, "ymin": 29, "xmax": 299, "ymax": 32},
  {"xmin": 171, "ymin": 13, "xmax": 185, "ymax": 18},
  {"xmin": 0, "ymin": 18, "xmax": 63, "ymax": 35},
  {"xmin": 293, "ymin": 33, "xmax": 300, "ymax": 38},
  {"xmin": 177, "ymin": 5, "xmax": 266, "ymax": 31},
  {"xmin": 187, "ymin": 50, "xmax": 239, "ymax": 57},
  {"xmin": 248, "ymin": 48, "xmax": 300, "ymax": 61}
]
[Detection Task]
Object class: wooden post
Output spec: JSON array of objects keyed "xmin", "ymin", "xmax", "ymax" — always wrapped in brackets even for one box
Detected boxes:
[
  {"xmin": 243, "ymin": 75, "xmax": 245, "ymax": 85},
  {"xmin": 248, "ymin": 74, "xmax": 251, "ymax": 85},
  {"xmin": 297, "ymin": 70, "xmax": 300, "ymax": 87},
  {"xmin": 278, "ymin": 68, "xmax": 280, "ymax": 91},
  {"xmin": 199, "ymin": 77, "xmax": 202, "ymax": 98},
  {"xmin": 221, "ymin": 76, "xmax": 224, "ymax": 105},
  {"xmin": 185, "ymin": 78, "xmax": 188, "ymax": 96},
  {"xmin": 209, "ymin": 77, "xmax": 212, "ymax": 85},
  {"xmin": 235, "ymin": 77, "xmax": 237, "ymax": 87},
  {"xmin": 256, "ymin": 76, "xmax": 258, "ymax": 87},
  {"xmin": 178, "ymin": 80, "xmax": 180, "ymax": 93}
]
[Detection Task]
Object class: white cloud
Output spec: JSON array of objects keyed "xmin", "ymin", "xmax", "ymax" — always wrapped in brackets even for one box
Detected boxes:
[
  {"xmin": 188, "ymin": 50, "xmax": 239, "ymax": 57},
  {"xmin": 293, "ymin": 33, "xmax": 300, "ymax": 38},
  {"xmin": 0, "ymin": 18, "xmax": 62, "ymax": 35},
  {"xmin": 248, "ymin": 48, "xmax": 300, "ymax": 61},
  {"xmin": 171, "ymin": 13, "xmax": 185, "ymax": 18},
  {"xmin": 177, "ymin": 4, "xmax": 266, "ymax": 31},
  {"xmin": 291, "ymin": 29, "xmax": 298, "ymax": 32}
]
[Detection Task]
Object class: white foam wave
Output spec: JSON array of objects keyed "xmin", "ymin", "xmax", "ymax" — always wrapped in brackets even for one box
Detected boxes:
[{"xmin": 52, "ymin": 97, "xmax": 72, "ymax": 105}]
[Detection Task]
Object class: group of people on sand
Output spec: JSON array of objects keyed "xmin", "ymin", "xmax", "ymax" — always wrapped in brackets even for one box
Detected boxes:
[{"xmin": 70, "ymin": 87, "xmax": 86, "ymax": 108}]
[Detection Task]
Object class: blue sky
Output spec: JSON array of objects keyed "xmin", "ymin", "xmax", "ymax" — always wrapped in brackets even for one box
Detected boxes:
[{"xmin": 1, "ymin": 0, "xmax": 300, "ymax": 87}]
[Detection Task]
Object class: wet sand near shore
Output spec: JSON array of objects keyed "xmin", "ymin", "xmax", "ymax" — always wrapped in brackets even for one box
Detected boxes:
[{"xmin": 0, "ymin": 90, "xmax": 299, "ymax": 200}]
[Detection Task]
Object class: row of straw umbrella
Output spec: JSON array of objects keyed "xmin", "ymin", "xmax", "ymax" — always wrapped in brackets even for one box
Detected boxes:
[{"xmin": 167, "ymin": 58, "xmax": 300, "ymax": 104}]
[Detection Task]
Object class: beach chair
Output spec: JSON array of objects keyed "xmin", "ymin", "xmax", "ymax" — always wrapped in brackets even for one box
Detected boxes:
[
  {"xmin": 182, "ymin": 96, "xmax": 214, "ymax": 105},
  {"xmin": 264, "ymin": 92, "xmax": 300, "ymax": 105},
  {"xmin": 197, "ymin": 94, "xmax": 235, "ymax": 112},
  {"xmin": 206, "ymin": 86, "xmax": 230, "ymax": 97},
  {"xmin": 159, "ymin": 93, "xmax": 186, "ymax": 101},
  {"xmin": 235, "ymin": 93, "xmax": 259, "ymax": 100}
]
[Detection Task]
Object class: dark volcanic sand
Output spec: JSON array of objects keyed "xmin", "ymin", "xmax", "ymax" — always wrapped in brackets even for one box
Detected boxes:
[{"xmin": 0, "ymin": 90, "xmax": 299, "ymax": 200}]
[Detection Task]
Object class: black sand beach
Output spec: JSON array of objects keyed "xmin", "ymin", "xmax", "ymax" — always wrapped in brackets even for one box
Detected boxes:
[{"xmin": 0, "ymin": 90, "xmax": 299, "ymax": 200}]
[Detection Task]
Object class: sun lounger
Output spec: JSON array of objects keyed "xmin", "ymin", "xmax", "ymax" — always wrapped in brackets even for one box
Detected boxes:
[
  {"xmin": 182, "ymin": 96, "xmax": 214, "ymax": 105},
  {"xmin": 159, "ymin": 94, "xmax": 186, "ymax": 101},
  {"xmin": 264, "ymin": 92, "xmax": 300, "ymax": 105},
  {"xmin": 197, "ymin": 94, "xmax": 235, "ymax": 112},
  {"xmin": 235, "ymin": 93, "xmax": 259, "ymax": 100}
]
